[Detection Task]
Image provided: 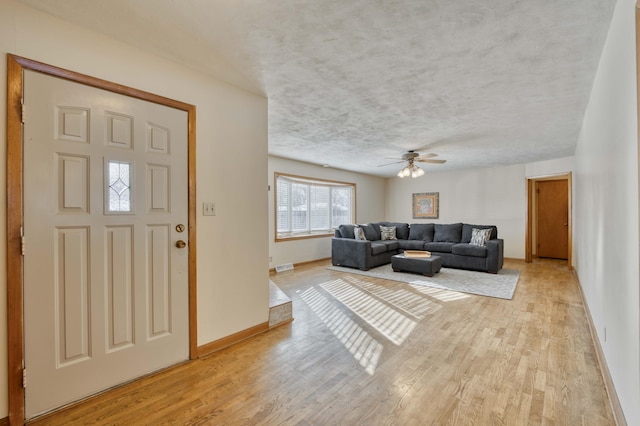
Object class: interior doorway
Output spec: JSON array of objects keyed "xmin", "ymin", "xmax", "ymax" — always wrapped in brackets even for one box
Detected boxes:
[
  {"xmin": 526, "ymin": 173, "xmax": 572, "ymax": 267},
  {"xmin": 536, "ymin": 180, "xmax": 569, "ymax": 259}
]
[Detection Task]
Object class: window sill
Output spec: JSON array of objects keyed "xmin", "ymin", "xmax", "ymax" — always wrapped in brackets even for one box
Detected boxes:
[{"xmin": 275, "ymin": 232, "xmax": 334, "ymax": 242}]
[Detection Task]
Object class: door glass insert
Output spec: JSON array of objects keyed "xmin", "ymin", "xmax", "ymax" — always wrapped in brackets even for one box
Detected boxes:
[{"xmin": 108, "ymin": 161, "xmax": 132, "ymax": 212}]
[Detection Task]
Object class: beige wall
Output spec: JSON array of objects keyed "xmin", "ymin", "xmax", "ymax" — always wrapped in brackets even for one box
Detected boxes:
[
  {"xmin": 384, "ymin": 158, "xmax": 576, "ymax": 260},
  {"xmin": 573, "ymin": 0, "xmax": 640, "ymax": 422},
  {"xmin": 0, "ymin": 0, "xmax": 270, "ymax": 417},
  {"xmin": 270, "ymin": 156, "xmax": 577, "ymax": 265},
  {"xmin": 268, "ymin": 156, "xmax": 386, "ymax": 268},
  {"xmin": 385, "ymin": 164, "xmax": 528, "ymax": 259}
]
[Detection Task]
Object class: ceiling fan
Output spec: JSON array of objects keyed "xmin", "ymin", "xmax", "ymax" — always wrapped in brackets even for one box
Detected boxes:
[{"xmin": 379, "ymin": 150, "xmax": 447, "ymax": 178}]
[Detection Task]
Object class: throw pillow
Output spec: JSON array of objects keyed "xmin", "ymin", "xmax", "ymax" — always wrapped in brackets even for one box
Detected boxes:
[
  {"xmin": 461, "ymin": 224, "xmax": 497, "ymax": 243},
  {"xmin": 354, "ymin": 226, "xmax": 367, "ymax": 241},
  {"xmin": 470, "ymin": 228, "xmax": 492, "ymax": 247},
  {"xmin": 381, "ymin": 222, "xmax": 410, "ymax": 240},
  {"xmin": 380, "ymin": 226, "xmax": 397, "ymax": 240}
]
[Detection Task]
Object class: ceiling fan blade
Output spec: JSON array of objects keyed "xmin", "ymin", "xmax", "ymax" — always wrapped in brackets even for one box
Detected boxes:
[
  {"xmin": 378, "ymin": 160, "xmax": 406, "ymax": 167},
  {"xmin": 416, "ymin": 153, "xmax": 438, "ymax": 159},
  {"xmin": 416, "ymin": 159, "xmax": 447, "ymax": 164}
]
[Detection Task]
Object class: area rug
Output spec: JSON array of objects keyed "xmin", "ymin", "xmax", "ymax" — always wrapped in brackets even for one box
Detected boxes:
[{"xmin": 326, "ymin": 264, "xmax": 520, "ymax": 300}]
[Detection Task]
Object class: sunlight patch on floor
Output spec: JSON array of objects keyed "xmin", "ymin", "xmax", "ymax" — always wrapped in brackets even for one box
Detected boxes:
[
  {"xmin": 343, "ymin": 275, "xmax": 443, "ymax": 319},
  {"xmin": 300, "ymin": 286, "xmax": 383, "ymax": 375},
  {"xmin": 409, "ymin": 283, "xmax": 471, "ymax": 301},
  {"xmin": 320, "ymin": 279, "xmax": 417, "ymax": 345}
]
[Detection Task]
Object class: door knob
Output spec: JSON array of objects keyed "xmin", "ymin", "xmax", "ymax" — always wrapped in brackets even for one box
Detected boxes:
[{"xmin": 175, "ymin": 240, "xmax": 187, "ymax": 249}]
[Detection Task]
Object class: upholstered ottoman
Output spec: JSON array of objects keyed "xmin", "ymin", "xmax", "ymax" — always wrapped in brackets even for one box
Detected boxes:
[{"xmin": 391, "ymin": 254, "xmax": 442, "ymax": 277}]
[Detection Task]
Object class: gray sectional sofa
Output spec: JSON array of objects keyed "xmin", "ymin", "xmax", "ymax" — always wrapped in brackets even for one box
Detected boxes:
[{"xmin": 331, "ymin": 222, "xmax": 504, "ymax": 273}]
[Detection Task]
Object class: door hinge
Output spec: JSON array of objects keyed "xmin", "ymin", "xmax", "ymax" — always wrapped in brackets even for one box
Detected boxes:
[
  {"xmin": 22, "ymin": 368, "xmax": 27, "ymax": 388},
  {"xmin": 20, "ymin": 226, "xmax": 25, "ymax": 256},
  {"xmin": 21, "ymin": 99, "xmax": 25, "ymax": 124}
]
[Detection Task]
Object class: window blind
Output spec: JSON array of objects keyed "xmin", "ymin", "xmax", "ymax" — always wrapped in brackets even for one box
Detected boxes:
[{"xmin": 276, "ymin": 174, "xmax": 354, "ymax": 239}]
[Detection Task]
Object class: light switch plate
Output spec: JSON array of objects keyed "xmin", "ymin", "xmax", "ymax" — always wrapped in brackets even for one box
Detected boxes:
[{"xmin": 203, "ymin": 202, "xmax": 215, "ymax": 216}]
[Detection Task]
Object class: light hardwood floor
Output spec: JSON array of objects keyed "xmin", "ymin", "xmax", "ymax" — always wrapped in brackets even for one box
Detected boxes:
[{"xmin": 29, "ymin": 259, "xmax": 614, "ymax": 425}]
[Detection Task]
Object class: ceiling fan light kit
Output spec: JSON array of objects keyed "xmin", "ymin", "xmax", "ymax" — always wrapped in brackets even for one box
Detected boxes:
[
  {"xmin": 384, "ymin": 150, "xmax": 444, "ymax": 178},
  {"xmin": 397, "ymin": 161, "xmax": 425, "ymax": 178}
]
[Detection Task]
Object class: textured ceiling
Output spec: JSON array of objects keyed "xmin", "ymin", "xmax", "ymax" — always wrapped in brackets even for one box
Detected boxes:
[{"xmin": 17, "ymin": 0, "xmax": 616, "ymax": 177}]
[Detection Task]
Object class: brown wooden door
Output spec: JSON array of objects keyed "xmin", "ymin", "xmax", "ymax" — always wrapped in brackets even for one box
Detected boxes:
[{"xmin": 536, "ymin": 180, "xmax": 568, "ymax": 259}]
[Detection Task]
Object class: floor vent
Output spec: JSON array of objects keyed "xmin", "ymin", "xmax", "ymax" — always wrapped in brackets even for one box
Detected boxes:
[{"xmin": 275, "ymin": 263, "xmax": 294, "ymax": 273}]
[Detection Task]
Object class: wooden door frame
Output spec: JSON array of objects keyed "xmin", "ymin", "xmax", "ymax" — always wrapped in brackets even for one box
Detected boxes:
[
  {"xmin": 525, "ymin": 172, "xmax": 572, "ymax": 268},
  {"xmin": 6, "ymin": 54, "xmax": 198, "ymax": 424}
]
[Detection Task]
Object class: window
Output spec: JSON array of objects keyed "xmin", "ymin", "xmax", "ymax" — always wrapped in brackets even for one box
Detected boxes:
[
  {"xmin": 275, "ymin": 173, "xmax": 355, "ymax": 240},
  {"xmin": 107, "ymin": 160, "xmax": 133, "ymax": 213}
]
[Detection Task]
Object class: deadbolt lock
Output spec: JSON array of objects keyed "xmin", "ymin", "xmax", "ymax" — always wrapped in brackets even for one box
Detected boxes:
[{"xmin": 176, "ymin": 224, "xmax": 185, "ymax": 233}]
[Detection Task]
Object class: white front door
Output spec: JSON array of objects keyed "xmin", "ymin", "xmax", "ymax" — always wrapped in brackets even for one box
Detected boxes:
[{"xmin": 23, "ymin": 70, "xmax": 190, "ymax": 418}]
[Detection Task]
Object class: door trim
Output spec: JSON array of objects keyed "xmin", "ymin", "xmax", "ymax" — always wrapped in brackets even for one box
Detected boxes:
[
  {"xmin": 6, "ymin": 54, "xmax": 198, "ymax": 424},
  {"xmin": 525, "ymin": 172, "xmax": 572, "ymax": 268}
]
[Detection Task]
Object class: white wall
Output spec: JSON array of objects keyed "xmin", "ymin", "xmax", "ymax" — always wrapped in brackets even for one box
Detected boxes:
[
  {"xmin": 0, "ymin": 0, "xmax": 269, "ymax": 418},
  {"xmin": 385, "ymin": 164, "xmax": 527, "ymax": 259},
  {"xmin": 268, "ymin": 156, "xmax": 386, "ymax": 268},
  {"xmin": 525, "ymin": 156, "xmax": 575, "ymax": 178},
  {"xmin": 573, "ymin": 0, "xmax": 640, "ymax": 423}
]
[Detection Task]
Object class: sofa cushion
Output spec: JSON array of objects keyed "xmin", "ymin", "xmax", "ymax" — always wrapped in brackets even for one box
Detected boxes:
[
  {"xmin": 380, "ymin": 222, "xmax": 410, "ymax": 240},
  {"xmin": 461, "ymin": 224, "xmax": 497, "ymax": 243},
  {"xmin": 424, "ymin": 242, "xmax": 456, "ymax": 253},
  {"xmin": 354, "ymin": 226, "xmax": 366, "ymax": 240},
  {"xmin": 379, "ymin": 240, "xmax": 399, "ymax": 250},
  {"xmin": 452, "ymin": 243, "xmax": 488, "ymax": 258},
  {"xmin": 398, "ymin": 240, "xmax": 427, "ymax": 250},
  {"xmin": 408, "ymin": 223, "xmax": 435, "ymax": 242},
  {"xmin": 370, "ymin": 242, "xmax": 388, "ymax": 255},
  {"xmin": 359, "ymin": 223, "xmax": 380, "ymax": 241},
  {"xmin": 434, "ymin": 223, "xmax": 463, "ymax": 243},
  {"xmin": 470, "ymin": 228, "xmax": 492, "ymax": 247},
  {"xmin": 338, "ymin": 224, "xmax": 356, "ymax": 239},
  {"xmin": 380, "ymin": 226, "xmax": 397, "ymax": 240}
]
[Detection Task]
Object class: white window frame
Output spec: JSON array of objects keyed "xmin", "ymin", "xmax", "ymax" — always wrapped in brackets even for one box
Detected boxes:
[{"xmin": 275, "ymin": 172, "xmax": 356, "ymax": 241}]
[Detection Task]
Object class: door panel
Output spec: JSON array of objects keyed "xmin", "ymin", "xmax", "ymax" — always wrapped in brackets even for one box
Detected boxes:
[
  {"xmin": 57, "ymin": 227, "xmax": 90, "ymax": 365},
  {"xmin": 23, "ymin": 70, "xmax": 189, "ymax": 418},
  {"xmin": 536, "ymin": 179, "xmax": 569, "ymax": 259},
  {"xmin": 106, "ymin": 225, "xmax": 134, "ymax": 351}
]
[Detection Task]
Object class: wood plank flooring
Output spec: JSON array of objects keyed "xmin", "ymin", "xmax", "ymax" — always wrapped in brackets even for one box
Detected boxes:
[{"xmin": 29, "ymin": 259, "xmax": 615, "ymax": 425}]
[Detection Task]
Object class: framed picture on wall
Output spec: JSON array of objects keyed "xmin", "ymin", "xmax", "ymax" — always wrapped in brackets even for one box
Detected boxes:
[{"xmin": 413, "ymin": 192, "xmax": 439, "ymax": 219}]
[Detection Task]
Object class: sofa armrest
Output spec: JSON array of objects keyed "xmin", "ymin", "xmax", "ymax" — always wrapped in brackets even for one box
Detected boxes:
[
  {"xmin": 486, "ymin": 238, "xmax": 504, "ymax": 273},
  {"xmin": 331, "ymin": 238, "xmax": 372, "ymax": 270}
]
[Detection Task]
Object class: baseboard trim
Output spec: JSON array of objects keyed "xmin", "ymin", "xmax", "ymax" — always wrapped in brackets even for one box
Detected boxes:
[
  {"xmin": 269, "ymin": 257, "xmax": 331, "ymax": 274},
  {"xmin": 573, "ymin": 270, "xmax": 627, "ymax": 426},
  {"xmin": 197, "ymin": 322, "xmax": 270, "ymax": 358}
]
